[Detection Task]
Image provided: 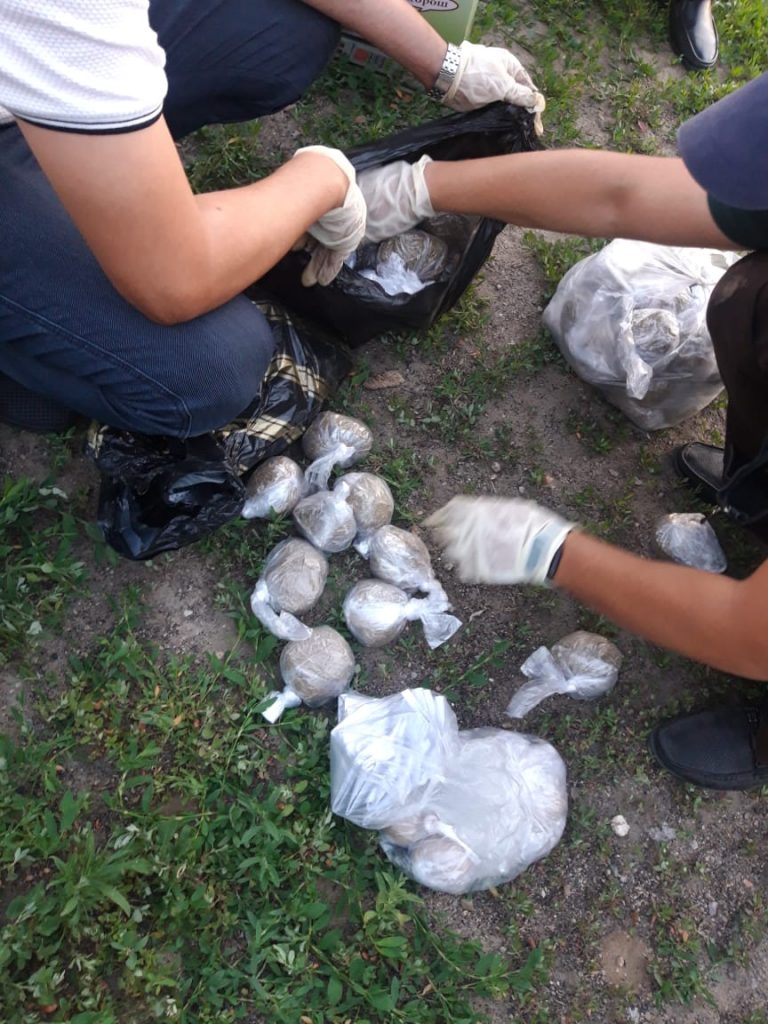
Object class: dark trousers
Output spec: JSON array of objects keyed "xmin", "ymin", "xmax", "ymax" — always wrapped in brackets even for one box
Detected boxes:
[
  {"xmin": 707, "ymin": 251, "xmax": 768, "ymax": 473},
  {"xmin": 0, "ymin": 0, "xmax": 339, "ymax": 438}
]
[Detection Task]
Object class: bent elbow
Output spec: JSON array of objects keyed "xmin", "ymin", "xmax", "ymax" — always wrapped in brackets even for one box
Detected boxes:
[{"xmin": 126, "ymin": 282, "xmax": 214, "ymax": 327}]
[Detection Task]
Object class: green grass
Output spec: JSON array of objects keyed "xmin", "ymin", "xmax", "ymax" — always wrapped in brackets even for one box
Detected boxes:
[
  {"xmin": 0, "ymin": 478, "xmax": 88, "ymax": 666},
  {"xmin": 0, "ymin": 593, "xmax": 545, "ymax": 1023}
]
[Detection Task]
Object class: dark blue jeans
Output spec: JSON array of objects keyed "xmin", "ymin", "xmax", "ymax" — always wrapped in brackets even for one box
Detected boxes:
[{"xmin": 0, "ymin": 0, "xmax": 339, "ymax": 437}]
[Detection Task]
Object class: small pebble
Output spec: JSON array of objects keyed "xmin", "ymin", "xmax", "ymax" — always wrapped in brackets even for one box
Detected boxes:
[{"xmin": 611, "ymin": 814, "xmax": 630, "ymax": 837}]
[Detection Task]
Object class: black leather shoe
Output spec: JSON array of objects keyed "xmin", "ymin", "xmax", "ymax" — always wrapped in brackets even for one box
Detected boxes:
[
  {"xmin": 649, "ymin": 705, "xmax": 768, "ymax": 790},
  {"xmin": 673, "ymin": 442, "xmax": 724, "ymax": 504},
  {"xmin": 669, "ymin": 0, "xmax": 719, "ymax": 71}
]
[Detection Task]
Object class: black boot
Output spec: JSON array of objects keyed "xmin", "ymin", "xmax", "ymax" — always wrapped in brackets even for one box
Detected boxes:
[{"xmin": 669, "ymin": 0, "xmax": 719, "ymax": 71}]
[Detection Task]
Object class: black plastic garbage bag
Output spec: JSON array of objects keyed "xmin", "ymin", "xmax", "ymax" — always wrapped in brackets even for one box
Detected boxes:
[
  {"xmin": 260, "ymin": 102, "xmax": 540, "ymax": 346},
  {"xmin": 86, "ymin": 302, "xmax": 352, "ymax": 560}
]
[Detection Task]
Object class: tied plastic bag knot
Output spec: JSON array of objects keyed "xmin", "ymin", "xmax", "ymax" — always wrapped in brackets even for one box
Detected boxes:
[
  {"xmin": 262, "ymin": 688, "xmax": 303, "ymax": 724},
  {"xmin": 344, "ymin": 579, "xmax": 461, "ymax": 650},
  {"xmin": 655, "ymin": 512, "xmax": 727, "ymax": 573},
  {"xmin": 249, "ymin": 539, "xmax": 328, "ymax": 641},
  {"xmin": 302, "ymin": 412, "xmax": 374, "ymax": 492},
  {"xmin": 506, "ymin": 631, "xmax": 623, "ymax": 718},
  {"xmin": 293, "ymin": 483, "xmax": 357, "ymax": 553}
]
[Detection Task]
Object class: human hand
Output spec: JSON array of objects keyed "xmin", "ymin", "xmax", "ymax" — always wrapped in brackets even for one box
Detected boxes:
[
  {"xmin": 357, "ymin": 155, "xmax": 435, "ymax": 243},
  {"xmin": 443, "ymin": 42, "xmax": 545, "ymax": 133},
  {"xmin": 293, "ymin": 146, "xmax": 367, "ymax": 286},
  {"xmin": 424, "ymin": 496, "xmax": 575, "ymax": 586}
]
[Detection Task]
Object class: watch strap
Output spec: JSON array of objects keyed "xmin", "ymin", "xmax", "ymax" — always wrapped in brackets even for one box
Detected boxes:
[{"xmin": 427, "ymin": 42, "xmax": 462, "ymax": 101}]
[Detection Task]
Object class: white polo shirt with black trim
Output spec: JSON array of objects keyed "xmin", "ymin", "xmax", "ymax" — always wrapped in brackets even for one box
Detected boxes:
[{"xmin": 0, "ymin": 0, "xmax": 167, "ymax": 134}]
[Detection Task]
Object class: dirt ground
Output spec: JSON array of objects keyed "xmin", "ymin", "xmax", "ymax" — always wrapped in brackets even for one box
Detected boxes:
[{"xmin": 3, "ymin": 6, "xmax": 768, "ymax": 1023}]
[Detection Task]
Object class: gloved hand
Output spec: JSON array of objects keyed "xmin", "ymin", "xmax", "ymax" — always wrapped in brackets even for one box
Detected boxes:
[
  {"xmin": 424, "ymin": 496, "xmax": 575, "ymax": 586},
  {"xmin": 293, "ymin": 146, "xmax": 367, "ymax": 286},
  {"xmin": 443, "ymin": 42, "xmax": 545, "ymax": 134},
  {"xmin": 357, "ymin": 155, "xmax": 435, "ymax": 243}
]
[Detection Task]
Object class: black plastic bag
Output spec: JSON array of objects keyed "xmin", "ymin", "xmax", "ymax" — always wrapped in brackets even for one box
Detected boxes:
[
  {"xmin": 87, "ymin": 429, "xmax": 244, "ymax": 560},
  {"xmin": 87, "ymin": 302, "xmax": 352, "ymax": 560},
  {"xmin": 260, "ymin": 102, "xmax": 540, "ymax": 345}
]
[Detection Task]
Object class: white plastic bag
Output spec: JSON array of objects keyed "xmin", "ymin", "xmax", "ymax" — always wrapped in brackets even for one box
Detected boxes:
[
  {"xmin": 263, "ymin": 625, "xmax": 356, "ymax": 723},
  {"xmin": 330, "ymin": 690, "xmax": 568, "ymax": 894},
  {"xmin": 242, "ymin": 456, "xmax": 305, "ymax": 519},
  {"xmin": 330, "ymin": 689, "xmax": 461, "ymax": 831},
  {"xmin": 506, "ymin": 631, "xmax": 622, "ymax": 719},
  {"xmin": 343, "ymin": 579, "xmax": 461, "ymax": 650},
  {"xmin": 543, "ymin": 240, "xmax": 739, "ymax": 430},
  {"xmin": 249, "ymin": 539, "xmax": 328, "ymax": 641},
  {"xmin": 655, "ymin": 512, "xmax": 727, "ymax": 573},
  {"xmin": 302, "ymin": 412, "xmax": 373, "ymax": 492},
  {"xmin": 292, "ymin": 482, "xmax": 357, "ymax": 553}
]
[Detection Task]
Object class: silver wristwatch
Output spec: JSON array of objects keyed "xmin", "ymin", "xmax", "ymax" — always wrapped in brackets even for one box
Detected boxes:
[{"xmin": 427, "ymin": 42, "xmax": 462, "ymax": 101}]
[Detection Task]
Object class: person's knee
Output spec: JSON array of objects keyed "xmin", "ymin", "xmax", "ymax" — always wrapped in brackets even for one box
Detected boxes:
[
  {"xmin": 274, "ymin": 13, "xmax": 341, "ymax": 107},
  {"xmin": 178, "ymin": 302, "xmax": 276, "ymax": 437}
]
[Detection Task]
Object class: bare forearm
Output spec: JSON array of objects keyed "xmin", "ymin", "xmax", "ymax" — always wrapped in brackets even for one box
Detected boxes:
[
  {"xmin": 553, "ymin": 532, "xmax": 768, "ymax": 680},
  {"xmin": 181, "ymin": 155, "xmax": 344, "ymax": 319},
  {"xmin": 424, "ymin": 151, "xmax": 735, "ymax": 247},
  {"xmin": 302, "ymin": 0, "xmax": 447, "ymax": 87}
]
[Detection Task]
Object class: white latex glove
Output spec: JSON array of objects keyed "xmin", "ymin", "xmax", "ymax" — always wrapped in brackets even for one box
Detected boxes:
[
  {"xmin": 424, "ymin": 496, "xmax": 575, "ymax": 586},
  {"xmin": 443, "ymin": 42, "xmax": 546, "ymax": 134},
  {"xmin": 293, "ymin": 145, "xmax": 367, "ymax": 286},
  {"xmin": 357, "ymin": 155, "xmax": 435, "ymax": 244}
]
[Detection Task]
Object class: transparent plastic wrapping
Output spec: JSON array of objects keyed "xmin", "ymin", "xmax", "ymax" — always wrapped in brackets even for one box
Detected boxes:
[
  {"xmin": 367, "ymin": 525, "xmax": 449, "ymax": 604},
  {"xmin": 378, "ymin": 230, "xmax": 449, "ymax": 280},
  {"xmin": 655, "ymin": 512, "xmax": 727, "ymax": 573},
  {"xmin": 337, "ymin": 472, "xmax": 394, "ymax": 555},
  {"xmin": 330, "ymin": 688, "xmax": 461, "ymax": 831},
  {"xmin": 542, "ymin": 241, "xmax": 739, "ymax": 430},
  {"xmin": 506, "ymin": 631, "xmax": 623, "ymax": 719},
  {"xmin": 292, "ymin": 483, "xmax": 357, "ymax": 553},
  {"xmin": 263, "ymin": 626, "xmax": 356, "ymax": 723},
  {"xmin": 343, "ymin": 579, "xmax": 461, "ymax": 650},
  {"xmin": 381, "ymin": 728, "xmax": 568, "ymax": 895},
  {"xmin": 330, "ymin": 691, "xmax": 568, "ymax": 894},
  {"xmin": 302, "ymin": 412, "xmax": 374, "ymax": 492},
  {"xmin": 242, "ymin": 456, "xmax": 305, "ymax": 519},
  {"xmin": 249, "ymin": 538, "xmax": 328, "ymax": 641}
]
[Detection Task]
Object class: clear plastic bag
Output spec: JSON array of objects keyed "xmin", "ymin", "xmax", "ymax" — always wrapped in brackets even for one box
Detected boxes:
[
  {"xmin": 292, "ymin": 483, "xmax": 357, "ymax": 553},
  {"xmin": 330, "ymin": 688, "xmax": 461, "ymax": 831},
  {"xmin": 330, "ymin": 691, "xmax": 568, "ymax": 894},
  {"xmin": 263, "ymin": 625, "xmax": 356, "ymax": 723},
  {"xmin": 249, "ymin": 539, "xmax": 328, "ymax": 641},
  {"xmin": 367, "ymin": 525, "xmax": 450, "ymax": 605},
  {"xmin": 655, "ymin": 512, "xmax": 727, "ymax": 573},
  {"xmin": 542, "ymin": 240, "xmax": 739, "ymax": 430},
  {"xmin": 337, "ymin": 472, "xmax": 394, "ymax": 556},
  {"xmin": 381, "ymin": 728, "xmax": 568, "ymax": 895},
  {"xmin": 506, "ymin": 631, "xmax": 623, "ymax": 719},
  {"xmin": 242, "ymin": 456, "xmax": 305, "ymax": 519},
  {"xmin": 343, "ymin": 579, "xmax": 461, "ymax": 650},
  {"xmin": 302, "ymin": 412, "xmax": 373, "ymax": 492}
]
